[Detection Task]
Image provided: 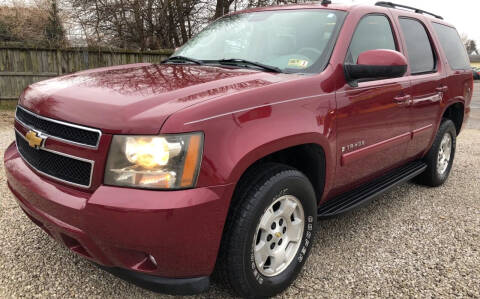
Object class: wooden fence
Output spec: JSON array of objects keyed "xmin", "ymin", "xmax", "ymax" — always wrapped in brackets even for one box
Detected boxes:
[{"xmin": 0, "ymin": 44, "xmax": 173, "ymax": 102}]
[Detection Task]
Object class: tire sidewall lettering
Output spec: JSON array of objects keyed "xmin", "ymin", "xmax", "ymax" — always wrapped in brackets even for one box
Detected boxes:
[{"xmin": 298, "ymin": 215, "xmax": 314, "ymax": 263}]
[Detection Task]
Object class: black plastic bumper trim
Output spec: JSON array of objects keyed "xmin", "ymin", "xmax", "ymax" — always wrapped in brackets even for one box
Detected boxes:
[{"xmin": 97, "ymin": 265, "xmax": 210, "ymax": 295}]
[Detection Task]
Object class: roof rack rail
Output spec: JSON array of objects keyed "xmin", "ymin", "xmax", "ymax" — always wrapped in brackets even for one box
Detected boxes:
[{"xmin": 375, "ymin": 1, "xmax": 444, "ymax": 20}]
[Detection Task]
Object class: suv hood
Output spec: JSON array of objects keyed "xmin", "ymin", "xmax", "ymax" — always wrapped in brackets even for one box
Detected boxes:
[{"xmin": 19, "ymin": 63, "xmax": 289, "ymax": 134}]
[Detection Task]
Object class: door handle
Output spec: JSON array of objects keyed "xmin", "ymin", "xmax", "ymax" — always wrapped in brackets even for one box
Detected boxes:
[
  {"xmin": 436, "ymin": 86, "xmax": 448, "ymax": 93},
  {"xmin": 393, "ymin": 95, "xmax": 411, "ymax": 103}
]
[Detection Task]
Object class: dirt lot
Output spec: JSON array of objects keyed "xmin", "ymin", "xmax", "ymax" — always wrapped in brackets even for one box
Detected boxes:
[{"xmin": 1, "ymin": 85, "xmax": 479, "ymax": 298}]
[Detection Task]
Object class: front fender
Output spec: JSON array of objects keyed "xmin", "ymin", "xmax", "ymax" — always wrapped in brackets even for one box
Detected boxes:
[
  {"xmin": 161, "ymin": 89, "xmax": 337, "ymax": 192},
  {"xmin": 225, "ymin": 131, "xmax": 333, "ymax": 186}
]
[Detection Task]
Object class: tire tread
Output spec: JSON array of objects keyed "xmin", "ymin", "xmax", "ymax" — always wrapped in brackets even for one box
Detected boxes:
[
  {"xmin": 416, "ymin": 119, "xmax": 456, "ymax": 187},
  {"xmin": 216, "ymin": 163, "xmax": 306, "ymax": 297}
]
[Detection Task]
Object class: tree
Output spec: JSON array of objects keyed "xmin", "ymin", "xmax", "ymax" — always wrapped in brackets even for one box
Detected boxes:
[
  {"xmin": 0, "ymin": 19, "xmax": 13, "ymax": 41},
  {"xmin": 466, "ymin": 40, "xmax": 479, "ymax": 55},
  {"xmin": 65, "ymin": 0, "xmax": 205, "ymax": 50},
  {"xmin": 45, "ymin": 0, "xmax": 66, "ymax": 47},
  {"xmin": 63, "ymin": 0, "xmax": 311, "ymax": 49},
  {"xmin": 214, "ymin": 0, "xmax": 236, "ymax": 19},
  {"xmin": 0, "ymin": 1, "xmax": 67, "ymax": 47}
]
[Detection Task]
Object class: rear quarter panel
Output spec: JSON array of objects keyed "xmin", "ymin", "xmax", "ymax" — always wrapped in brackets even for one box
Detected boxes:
[{"xmin": 427, "ymin": 19, "xmax": 473, "ymax": 133}]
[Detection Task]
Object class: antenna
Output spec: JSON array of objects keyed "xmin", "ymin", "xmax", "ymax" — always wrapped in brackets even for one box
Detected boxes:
[{"xmin": 321, "ymin": 0, "xmax": 332, "ymax": 5}]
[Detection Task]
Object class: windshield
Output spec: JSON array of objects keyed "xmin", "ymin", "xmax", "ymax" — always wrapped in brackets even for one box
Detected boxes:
[{"xmin": 174, "ymin": 9, "xmax": 346, "ymax": 73}]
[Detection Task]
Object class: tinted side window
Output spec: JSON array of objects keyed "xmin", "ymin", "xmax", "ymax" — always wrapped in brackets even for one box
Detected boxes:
[
  {"xmin": 432, "ymin": 23, "xmax": 470, "ymax": 70},
  {"xmin": 399, "ymin": 18, "xmax": 435, "ymax": 74},
  {"xmin": 347, "ymin": 15, "xmax": 396, "ymax": 63}
]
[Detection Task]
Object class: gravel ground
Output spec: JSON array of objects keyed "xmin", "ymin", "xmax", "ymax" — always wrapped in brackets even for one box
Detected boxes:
[{"xmin": 1, "ymin": 93, "xmax": 480, "ymax": 298}]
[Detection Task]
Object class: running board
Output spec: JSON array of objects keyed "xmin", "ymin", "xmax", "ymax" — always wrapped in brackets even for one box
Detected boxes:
[{"xmin": 318, "ymin": 161, "xmax": 427, "ymax": 217}]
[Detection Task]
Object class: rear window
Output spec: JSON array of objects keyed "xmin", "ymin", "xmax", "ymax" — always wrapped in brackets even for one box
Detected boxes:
[
  {"xmin": 432, "ymin": 23, "xmax": 470, "ymax": 70},
  {"xmin": 399, "ymin": 18, "xmax": 435, "ymax": 74}
]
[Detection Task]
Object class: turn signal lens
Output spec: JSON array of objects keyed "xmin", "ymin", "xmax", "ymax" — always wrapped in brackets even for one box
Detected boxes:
[{"xmin": 180, "ymin": 134, "xmax": 202, "ymax": 187}]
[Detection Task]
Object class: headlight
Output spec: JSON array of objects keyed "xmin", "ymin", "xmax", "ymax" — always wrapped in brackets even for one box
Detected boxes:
[{"xmin": 104, "ymin": 132, "xmax": 203, "ymax": 189}]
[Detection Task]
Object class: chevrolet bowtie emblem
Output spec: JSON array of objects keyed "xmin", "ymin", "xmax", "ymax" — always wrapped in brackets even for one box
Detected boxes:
[{"xmin": 25, "ymin": 130, "xmax": 45, "ymax": 149}]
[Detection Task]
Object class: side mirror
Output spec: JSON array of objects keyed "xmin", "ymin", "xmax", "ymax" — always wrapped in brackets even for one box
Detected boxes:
[{"xmin": 344, "ymin": 49, "xmax": 408, "ymax": 87}]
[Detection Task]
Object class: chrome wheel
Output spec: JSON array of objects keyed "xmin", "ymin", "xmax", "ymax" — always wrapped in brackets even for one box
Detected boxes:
[
  {"xmin": 252, "ymin": 195, "xmax": 305, "ymax": 277},
  {"xmin": 437, "ymin": 132, "xmax": 452, "ymax": 175}
]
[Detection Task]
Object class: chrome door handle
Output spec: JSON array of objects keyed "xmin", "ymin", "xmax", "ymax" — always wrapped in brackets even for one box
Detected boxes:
[
  {"xmin": 394, "ymin": 95, "xmax": 411, "ymax": 102},
  {"xmin": 436, "ymin": 86, "xmax": 448, "ymax": 93}
]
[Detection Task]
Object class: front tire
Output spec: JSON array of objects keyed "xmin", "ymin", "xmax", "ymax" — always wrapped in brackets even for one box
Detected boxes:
[
  {"xmin": 217, "ymin": 164, "xmax": 317, "ymax": 298},
  {"xmin": 416, "ymin": 119, "xmax": 457, "ymax": 187}
]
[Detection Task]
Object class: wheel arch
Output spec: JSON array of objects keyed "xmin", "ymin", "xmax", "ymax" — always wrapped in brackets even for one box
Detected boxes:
[
  {"xmin": 441, "ymin": 101, "xmax": 465, "ymax": 134},
  {"xmin": 228, "ymin": 133, "xmax": 332, "ymax": 204}
]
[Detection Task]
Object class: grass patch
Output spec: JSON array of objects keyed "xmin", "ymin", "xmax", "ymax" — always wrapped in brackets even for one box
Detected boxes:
[{"xmin": 0, "ymin": 100, "xmax": 17, "ymax": 111}]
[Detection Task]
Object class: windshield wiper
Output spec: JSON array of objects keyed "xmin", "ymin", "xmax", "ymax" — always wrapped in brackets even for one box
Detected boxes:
[
  {"xmin": 162, "ymin": 56, "xmax": 204, "ymax": 65},
  {"xmin": 213, "ymin": 59, "xmax": 282, "ymax": 73}
]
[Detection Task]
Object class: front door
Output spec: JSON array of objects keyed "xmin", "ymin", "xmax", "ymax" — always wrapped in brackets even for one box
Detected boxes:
[{"xmin": 333, "ymin": 13, "xmax": 412, "ymax": 194}]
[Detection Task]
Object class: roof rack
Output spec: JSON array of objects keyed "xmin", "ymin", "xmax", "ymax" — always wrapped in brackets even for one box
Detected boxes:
[{"xmin": 375, "ymin": 1, "xmax": 444, "ymax": 20}]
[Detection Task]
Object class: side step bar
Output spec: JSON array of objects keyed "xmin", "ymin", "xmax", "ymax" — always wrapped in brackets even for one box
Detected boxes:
[{"xmin": 318, "ymin": 161, "xmax": 427, "ymax": 218}]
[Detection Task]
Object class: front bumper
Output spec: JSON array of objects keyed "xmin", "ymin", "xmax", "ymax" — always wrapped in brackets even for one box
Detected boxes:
[
  {"xmin": 97, "ymin": 265, "xmax": 210, "ymax": 295},
  {"xmin": 4, "ymin": 142, "xmax": 234, "ymax": 294}
]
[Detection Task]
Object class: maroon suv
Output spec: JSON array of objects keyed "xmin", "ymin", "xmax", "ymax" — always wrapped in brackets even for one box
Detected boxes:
[{"xmin": 3, "ymin": 1, "xmax": 473, "ymax": 297}]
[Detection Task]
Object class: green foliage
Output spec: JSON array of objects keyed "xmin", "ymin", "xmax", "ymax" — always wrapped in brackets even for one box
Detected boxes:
[
  {"xmin": 44, "ymin": 0, "xmax": 66, "ymax": 47},
  {"xmin": 0, "ymin": 1, "xmax": 67, "ymax": 47},
  {"xmin": 0, "ymin": 20, "xmax": 12, "ymax": 41},
  {"xmin": 0, "ymin": 100, "xmax": 17, "ymax": 111}
]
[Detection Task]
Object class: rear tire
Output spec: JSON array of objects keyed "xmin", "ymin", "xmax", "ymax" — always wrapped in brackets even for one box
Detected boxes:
[
  {"xmin": 217, "ymin": 163, "xmax": 317, "ymax": 298},
  {"xmin": 416, "ymin": 119, "xmax": 457, "ymax": 187}
]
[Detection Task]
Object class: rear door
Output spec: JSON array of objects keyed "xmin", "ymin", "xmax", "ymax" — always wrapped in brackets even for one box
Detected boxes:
[{"xmin": 394, "ymin": 15, "xmax": 446, "ymax": 159}]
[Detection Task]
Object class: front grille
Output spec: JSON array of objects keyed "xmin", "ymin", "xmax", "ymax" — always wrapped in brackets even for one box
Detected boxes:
[
  {"xmin": 15, "ymin": 132, "xmax": 93, "ymax": 187},
  {"xmin": 16, "ymin": 107, "xmax": 101, "ymax": 147}
]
